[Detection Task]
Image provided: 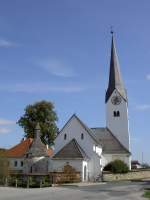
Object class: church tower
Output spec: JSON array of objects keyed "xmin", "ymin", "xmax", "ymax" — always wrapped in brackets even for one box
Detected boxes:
[{"xmin": 106, "ymin": 33, "xmax": 130, "ymax": 150}]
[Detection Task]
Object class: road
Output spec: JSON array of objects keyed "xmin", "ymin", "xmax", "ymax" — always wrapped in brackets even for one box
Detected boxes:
[{"xmin": 0, "ymin": 181, "xmax": 149, "ymax": 200}]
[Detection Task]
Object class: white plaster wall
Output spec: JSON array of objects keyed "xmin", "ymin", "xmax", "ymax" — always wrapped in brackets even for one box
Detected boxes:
[
  {"xmin": 53, "ymin": 115, "xmax": 102, "ymax": 180},
  {"xmin": 88, "ymin": 156, "xmax": 100, "ymax": 181},
  {"xmin": 106, "ymin": 90, "xmax": 130, "ymax": 150},
  {"xmin": 9, "ymin": 158, "xmax": 24, "ymax": 170},
  {"xmin": 54, "ymin": 116, "xmax": 99, "ymax": 158},
  {"xmin": 82, "ymin": 161, "xmax": 88, "ymax": 181}
]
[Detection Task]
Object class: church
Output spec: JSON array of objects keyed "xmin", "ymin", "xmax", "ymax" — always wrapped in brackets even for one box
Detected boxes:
[
  {"xmin": 6, "ymin": 33, "xmax": 131, "ymax": 182},
  {"xmin": 51, "ymin": 33, "xmax": 131, "ymax": 181}
]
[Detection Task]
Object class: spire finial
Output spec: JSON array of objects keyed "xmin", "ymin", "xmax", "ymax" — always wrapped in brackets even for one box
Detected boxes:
[{"xmin": 110, "ymin": 26, "xmax": 114, "ymax": 35}]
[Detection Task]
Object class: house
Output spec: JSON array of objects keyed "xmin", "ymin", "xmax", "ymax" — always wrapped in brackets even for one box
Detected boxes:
[
  {"xmin": 6, "ymin": 124, "xmax": 53, "ymax": 175},
  {"xmin": 131, "ymin": 160, "xmax": 142, "ymax": 169},
  {"xmin": 51, "ymin": 33, "xmax": 131, "ymax": 182}
]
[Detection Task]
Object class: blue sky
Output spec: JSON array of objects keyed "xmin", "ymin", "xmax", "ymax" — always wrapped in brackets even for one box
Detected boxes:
[{"xmin": 0, "ymin": 0, "xmax": 150, "ymax": 164}]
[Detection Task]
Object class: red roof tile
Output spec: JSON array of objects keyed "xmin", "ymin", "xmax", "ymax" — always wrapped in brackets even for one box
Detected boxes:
[{"xmin": 6, "ymin": 138, "xmax": 53, "ymax": 158}]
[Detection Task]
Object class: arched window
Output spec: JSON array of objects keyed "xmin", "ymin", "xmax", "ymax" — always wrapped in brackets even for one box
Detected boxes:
[
  {"xmin": 116, "ymin": 111, "xmax": 120, "ymax": 117},
  {"xmin": 81, "ymin": 133, "xmax": 84, "ymax": 140},
  {"xmin": 14, "ymin": 161, "xmax": 18, "ymax": 167},
  {"xmin": 113, "ymin": 111, "xmax": 117, "ymax": 117},
  {"xmin": 64, "ymin": 133, "xmax": 67, "ymax": 140},
  {"xmin": 21, "ymin": 161, "xmax": 23, "ymax": 167},
  {"xmin": 114, "ymin": 111, "xmax": 120, "ymax": 117}
]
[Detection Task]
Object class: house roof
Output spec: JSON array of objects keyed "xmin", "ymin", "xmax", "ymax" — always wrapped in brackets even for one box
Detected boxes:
[
  {"xmin": 6, "ymin": 138, "xmax": 53, "ymax": 158},
  {"xmin": 105, "ymin": 34, "xmax": 127, "ymax": 103},
  {"xmin": 53, "ymin": 138, "xmax": 88, "ymax": 160},
  {"xmin": 91, "ymin": 127, "xmax": 130, "ymax": 154}
]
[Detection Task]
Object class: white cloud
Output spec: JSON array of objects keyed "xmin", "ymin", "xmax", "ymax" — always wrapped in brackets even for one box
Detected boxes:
[
  {"xmin": 0, "ymin": 39, "xmax": 16, "ymax": 48},
  {"xmin": 146, "ymin": 74, "xmax": 150, "ymax": 80},
  {"xmin": 0, "ymin": 128, "xmax": 11, "ymax": 134},
  {"xmin": 136, "ymin": 104, "xmax": 150, "ymax": 111},
  {"xmin": 38, "ymin": 59, "xmax": 75, "ymax": 77},
  {"xmin": 0, "ymin": 82, "xmax": 93, "ymax": 93},
  {"xmin": 0, "ymin": 118, "xmax": 15, "ymax": 125}
]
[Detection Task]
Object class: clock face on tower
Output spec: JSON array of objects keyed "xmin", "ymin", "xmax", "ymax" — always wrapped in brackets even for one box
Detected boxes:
[{"xmin": 111, "ymin": 95, "xmax": 122, "ymax": 105}]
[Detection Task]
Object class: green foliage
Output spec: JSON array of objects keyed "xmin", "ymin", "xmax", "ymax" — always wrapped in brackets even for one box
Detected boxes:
[
  {"xmin": 143, "ymin": 191, "xmax": 150, "ymax": 199},
  {"xmin": 103, "ymin": 160, "xmax": 129, "ymax": 174},
  {"xmin": 42, "ymin": 176, "xmax": 51, "ymax": 187},
  {"xmin": 142, "ymin": 163, "xmax": 150, "ymax": 169},
  {"xmin": 17, "ymin": 100, "xmax": 58, "ymax": 145}
]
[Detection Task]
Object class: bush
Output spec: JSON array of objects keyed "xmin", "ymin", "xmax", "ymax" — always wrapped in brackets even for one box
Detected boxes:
[{"xmin": 103, "ymin": 160, "xmax": 129, "ymax": 174}]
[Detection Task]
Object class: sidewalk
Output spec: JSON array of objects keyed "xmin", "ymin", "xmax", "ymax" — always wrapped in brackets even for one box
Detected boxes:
[{"xmin": 52, "ymin": 182, "xmax": 106, "ymax": 187}]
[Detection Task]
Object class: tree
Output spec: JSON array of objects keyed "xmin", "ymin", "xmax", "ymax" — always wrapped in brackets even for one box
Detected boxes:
[
  {"xmin": 0, "ymin": 149, "xmax": 9, "ymax": 178},
  {"xmin": 17, "ymin": 100, "xmax": 58, "ymax": 145},
  {"xmin": 141, "ymin": 163, "xmax": 150, "ymax": 169},
  {"xmin": 103, "ymin": 160, "xmax": 129, "ymax": 174}
]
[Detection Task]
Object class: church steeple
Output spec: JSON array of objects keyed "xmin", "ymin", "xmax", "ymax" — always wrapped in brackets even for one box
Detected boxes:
[
  {"xmin": 106, "ymin": 32, "xmax": 130, "ymax": 152},
  {"xmin": 105, "ymin": 33, "xmax": 127, "ymax": 103}
]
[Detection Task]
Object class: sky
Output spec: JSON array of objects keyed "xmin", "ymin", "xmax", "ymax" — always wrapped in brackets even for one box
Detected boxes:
[{"xmin": 0, "ymin": 0, "xmax": 150, "ymax": 164}]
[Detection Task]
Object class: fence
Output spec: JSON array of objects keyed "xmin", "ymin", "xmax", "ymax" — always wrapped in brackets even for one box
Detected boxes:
[{"xmin": 103, "ymin": 169, "xmax": 150, "ymax": 181}]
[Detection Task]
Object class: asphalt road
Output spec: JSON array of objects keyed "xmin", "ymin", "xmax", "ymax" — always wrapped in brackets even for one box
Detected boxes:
[{"xmin": 0, "ymin": 181, "xmax": 149, "ymax": 200}]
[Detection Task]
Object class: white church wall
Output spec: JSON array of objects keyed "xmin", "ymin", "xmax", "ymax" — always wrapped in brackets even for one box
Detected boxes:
[
  {"xmin": 86, "ymin": 152, "xmax": 102, "ymax": 181},
  {"xmin": 82, "ymin": 161, "xmax": 88, "ymax": 181},
  {"xmin": 106, "ymin": 90, "xmax": 130, "ymax": 150},
  {"xmin": 54, "ymin": 116, "xmax": 102, "ymax": 159},
  {"xmin": 53, "ymin": 116, "xmax": 103, "ymax": 181}
]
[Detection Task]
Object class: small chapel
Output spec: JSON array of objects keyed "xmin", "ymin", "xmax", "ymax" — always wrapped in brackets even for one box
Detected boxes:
[{"xmin": 6, "ymin": 33, "xmax": 131, "ymax": 182}]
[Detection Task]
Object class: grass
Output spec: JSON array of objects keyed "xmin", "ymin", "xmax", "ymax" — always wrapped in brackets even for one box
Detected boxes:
[{"xmin": 143, "ymin": 191, "xmax": 150, "ymax": 199}]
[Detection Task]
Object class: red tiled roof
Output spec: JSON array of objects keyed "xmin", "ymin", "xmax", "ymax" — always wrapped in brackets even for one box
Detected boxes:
[{"xmin": 6, "ymin": 138, "xmax": 53, "ymax": 158}]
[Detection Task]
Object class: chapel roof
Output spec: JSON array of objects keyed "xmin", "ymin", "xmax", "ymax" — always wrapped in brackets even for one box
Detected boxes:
[{"xmin": 52, "ymin": 138, "xmax": 88, "ymax": 160}]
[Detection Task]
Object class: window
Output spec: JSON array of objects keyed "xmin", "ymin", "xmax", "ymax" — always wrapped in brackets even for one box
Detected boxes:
[
  {"xmin": 64, "ymin": 134, "xmax": 67, "ymax": 140},
  {"xmin": 14, "ymin": 161, "xmax": 18, "ymax": 167},
  {"xmin": 114, "ymin": 111, "xmax": 120, "ymax": 117},
  {"xmin": 117, "ymin": 111, "xmax": 120, "ymax": 117},
  {"xmin": 21, "ymin": 161, "xmax": 23, "ymax": 167},
  {"xmin": 113, "ymin": 111, "xmax": 117, "ymax": 117},
  {"xmin": 81, "ymin": 133, "xmax": 84, "ymax": 140}
]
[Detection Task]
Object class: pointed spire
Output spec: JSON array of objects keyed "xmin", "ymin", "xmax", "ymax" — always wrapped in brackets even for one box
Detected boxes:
[
  {"xmin": 105, "ymin": 33, "xmax": 127, "ymax": 103},
  {"xmin": 35, "ymin": 123, "xmax": 41, "ymax": 139}
]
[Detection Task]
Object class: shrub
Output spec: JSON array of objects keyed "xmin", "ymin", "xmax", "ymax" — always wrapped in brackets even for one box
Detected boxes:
[{"xmin": 103, "ymin": 160, "xmax": 129, "ymax": 174}]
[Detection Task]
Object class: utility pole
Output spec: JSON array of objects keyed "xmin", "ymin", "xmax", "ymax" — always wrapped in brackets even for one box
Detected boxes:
[{"xmin": 142, "ymin": 152, "xmax": 144, "ymax": 164}]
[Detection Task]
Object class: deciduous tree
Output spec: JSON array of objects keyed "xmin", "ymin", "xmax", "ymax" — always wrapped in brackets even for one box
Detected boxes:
[{"xmin": 17, "ymin": 100, "xmax": 58, "ymax": 145}]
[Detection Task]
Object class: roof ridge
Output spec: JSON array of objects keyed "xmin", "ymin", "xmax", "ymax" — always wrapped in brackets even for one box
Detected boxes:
[
  {"xmin": 8, "ymin": 138, "xmax": 33, "ymax": 151},
  {"xmin": 74, "ymin": 114, "xmax": 99, "ymax": 144},
  {"xmin": 56, "ymin": 114, "xmax": 99, "ymax": 145},
  {"xmin": 72, "ymin": 139, "xmax": 88, "ymax": 159}
]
